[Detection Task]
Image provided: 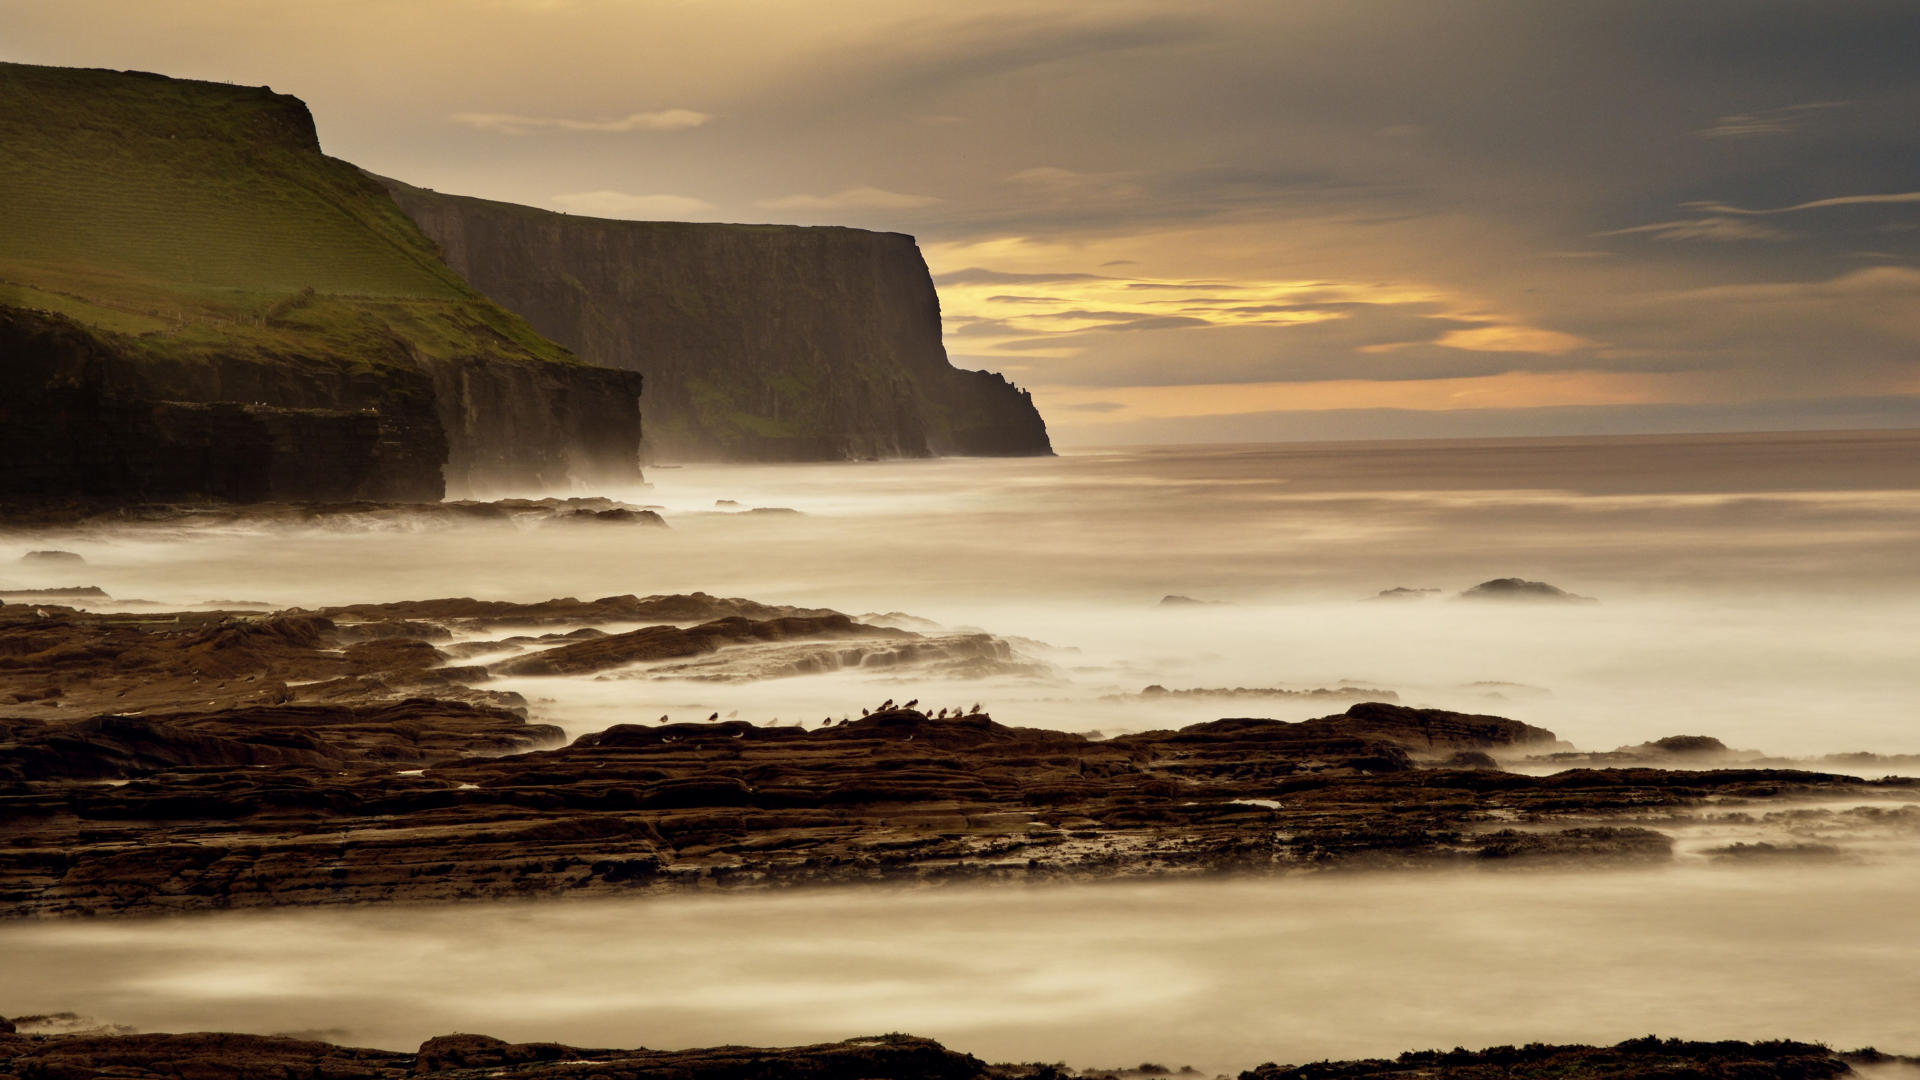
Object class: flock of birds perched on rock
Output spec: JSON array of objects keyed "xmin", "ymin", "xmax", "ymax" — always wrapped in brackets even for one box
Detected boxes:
[{"xmin": 648, "ymin": 698, "xmax": 985, "ymax": 728}]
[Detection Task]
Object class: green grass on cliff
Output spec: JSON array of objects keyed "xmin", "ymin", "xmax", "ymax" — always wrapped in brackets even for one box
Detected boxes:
[{"xmin": 0, "ymin": 62, "xmax": 578, "ymax": 372}]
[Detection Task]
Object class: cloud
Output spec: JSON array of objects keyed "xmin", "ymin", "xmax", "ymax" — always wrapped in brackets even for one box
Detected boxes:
[
  {"xmin": 878, "ymin": 11, "xmax": 1217, "ymax": 92},
  {"xmin": 550, "ymin": 190, "xmax": 717, "ymax": 219},
  {"xmin": 755, "ymin": 186, "xmax": 941, "ymax": 210},
  {"xmin": 1028, "ymin": 312, "xmax": 1214, "ymax": 331},
  {"xmin": 1124, "ymin": 281, "xmax": 1243, "ymax": 291},
  {"xmin": 452, "ymin": 109, "xmax": 711, "ymax": 135},
  {"xmin": 1684, "ymin": 191, "xmax": 1920, "ymax": 216},
  {"xmin": 1434, "ymin": 324, "xmax": 1591, "ymax": 354},
  {"xmin": 933, "ymin": 268, "xmax": 1113, "ymax": 286},
  {"xmin": 1595, "ymin": 217, "xmax": 1795, "ymax": 243},
  {"xmin": 1045, "ymin": 397, "xmax": 1920, "ymax": 448},
  {"xmin": 982, "ymin": 309, "xmax": 1599, "ymax": 384},
  {"xmin": 1695, "ymin": 102, "xmax": 1849, "ymax": 139},
  {"xmin": 1006, "ymin": 166, "xmax": 1144, "ymax": 199}
]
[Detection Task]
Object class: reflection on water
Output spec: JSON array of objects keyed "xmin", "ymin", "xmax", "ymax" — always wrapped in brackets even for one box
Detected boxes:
[{"xmin": 3, "ymin": 867, "xmax": 1918, "ymax": 1071}]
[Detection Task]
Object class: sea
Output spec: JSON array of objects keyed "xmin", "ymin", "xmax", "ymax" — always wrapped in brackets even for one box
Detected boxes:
[{"xmin": 3, "ymin": 429, "xmax": 1918, "ymax": 1070}]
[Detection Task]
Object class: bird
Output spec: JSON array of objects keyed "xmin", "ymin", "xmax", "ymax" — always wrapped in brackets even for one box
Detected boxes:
[
  {"xmin": 707, "ymin": 712, "xmax": 719, "ymax": 722},
  {"xmin": 658, "ymin": 715, "xmax": 669, "ymax": 724},
  {"xmin": 880, "ymin": 699, "xmax": 894, "ymax": 711},
  {"xmin": 936, "ymin": 707, "xmax": 947, "ymax": 718},
  {"xmin": 904, "ymin": 698, "xmax": 918, "ymax": 710},
  {"xmin": 861, "ymin": 707, "xmax": 870, "ymax": 717}
]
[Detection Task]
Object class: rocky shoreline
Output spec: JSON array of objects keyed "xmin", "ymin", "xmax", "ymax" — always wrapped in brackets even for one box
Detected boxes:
[
  {"xmin": 3, "ymin": 591, "xmax": 1914, "ymax": 919},
  {"xmin": 0, "ymin": 1024, "xmax": 1904, "ymax": 1080}
]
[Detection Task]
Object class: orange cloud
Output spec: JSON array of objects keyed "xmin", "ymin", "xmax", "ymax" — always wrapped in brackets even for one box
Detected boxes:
[{"xmin": 1037, "ymin": 370, "xmax": 1682, "ymax": 423}]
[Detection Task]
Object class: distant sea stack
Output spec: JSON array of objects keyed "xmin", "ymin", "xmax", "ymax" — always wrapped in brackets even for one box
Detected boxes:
[
  {"xmin": 0, "ymin": 63, "xmax": 644, "ymax": 502},
  {"xmin": 380, "ymin": 180, "xmax": 1053, "ymax": 462}
]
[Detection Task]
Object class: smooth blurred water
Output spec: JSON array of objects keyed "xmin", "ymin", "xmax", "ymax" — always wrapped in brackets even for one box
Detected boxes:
[
  {"xmin": 5, "ymin": 431, "xmax": 1917, "ymax": 755},
  {"xmin": 3, "ymin": 865, "xmax": 1919, "ymax": 1070},
  {"xmin": 5, "ymin": 431, "xmax": 1920, "ymax": 1066}
]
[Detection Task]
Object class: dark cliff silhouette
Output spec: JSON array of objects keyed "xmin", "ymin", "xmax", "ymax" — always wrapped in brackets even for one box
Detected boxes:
[
  {"xmin": 0, "ymin": 63, "xmax": 643, "ymax": 502},
  {"xmin": 381, "ymin": 179, "xmax": 1053, "ymax": 463}
]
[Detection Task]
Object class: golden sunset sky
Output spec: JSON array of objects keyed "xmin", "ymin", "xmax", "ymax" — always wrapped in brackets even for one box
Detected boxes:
[{"xmin": 7, "ymin": 0, "xmax": 1918, "ymax": 444}]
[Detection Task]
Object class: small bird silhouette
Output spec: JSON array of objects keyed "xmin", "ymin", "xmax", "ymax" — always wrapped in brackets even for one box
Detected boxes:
[
  {"xmin": 658, "ymin": 715, "xmax": 669, "ymax": 723},
  {"xmin": 707, "ymin": 712, "xmax": 719, "ymax": 722},
  {"xmin": 936, "ymin": 707, "xmax": 947, "ymax": 718},
  {"xmin": 880, "ymin": 699, "xmax": 894, "ymax": 711},
  {"xmin": 904, "ymin": 698, "xmax": 918, "ymax": 710},
  {"xmin": 861, "ymin": 707, "xmax": 870, "ymax": 716}
]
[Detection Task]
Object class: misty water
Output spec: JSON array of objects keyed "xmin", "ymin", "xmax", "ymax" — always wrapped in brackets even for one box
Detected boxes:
[
  {"xmin": 7, "ymin": 431, "xmax": 1918, "ymax": 755},
  {"xmin": 3, "ymin": 867, "xmax": 1919, "ymax": 1071},
  {"xmin": 5, "ymin": 430, "xmax": 1920, "ymax": 1065}
]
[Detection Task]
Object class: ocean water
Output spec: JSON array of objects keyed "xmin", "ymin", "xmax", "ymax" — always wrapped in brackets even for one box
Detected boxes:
[
  {"xmin": 3, "ymin": 865, "xmax": 1919, "ymax": 1071},
  {"xmin": 5, "ymin": 430, "xmax": 1920, "ymax": 1066},
  {"xmin": 6, "ymin": 430, "xmax": 1918, "ymax": 755}
]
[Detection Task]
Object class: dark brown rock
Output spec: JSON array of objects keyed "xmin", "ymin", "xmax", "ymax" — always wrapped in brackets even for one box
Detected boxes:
[
  {"xmin": 1239, "ymin": 1036, "xmax": 1859, "ymax": 1080},
  {"xmin": 495, "ymin": 613, "xmax": 908, "ymax": 676}
]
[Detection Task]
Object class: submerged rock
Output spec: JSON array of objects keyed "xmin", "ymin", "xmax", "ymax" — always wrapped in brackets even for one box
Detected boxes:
[
  {"xmin": 1457, "ymin": 578, "xmax": 1596, "ymax": 602},
  {"xmin": 1158, "ymin": 594, "xmax": 1221, "ymax": 607},
  {"xmin": 18, "ymin": 550, "xmax": 83, "ymax": 564},
  {"xmin": 1367, "ymin": 587, "xmax": 1439, "ymax": 601}
]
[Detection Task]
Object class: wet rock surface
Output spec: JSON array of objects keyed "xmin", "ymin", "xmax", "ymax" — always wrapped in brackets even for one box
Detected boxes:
[
  {"xmin": 1238, "ymin": 1037, "xmax": 1887, "ymax": 1080},
  {"xmin": 0, "ymin": 1028, "xmax": 1899, "ymax": 1080},
  {"xmin": 0, "ymin": 593, "xmax": 1913, "ymax": 918},
  {"xmin": 0, "ymin": 1029, "xmax": 1022, "ymax": 1080}
]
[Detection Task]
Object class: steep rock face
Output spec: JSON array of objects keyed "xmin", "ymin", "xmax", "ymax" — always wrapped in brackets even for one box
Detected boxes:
[
  {"xmin": 0, "ymin": 307, "xmax": 444, "ymax": 502},
  {"xmin": 425, "ymin": 354, "xmax": 644, "ymax": 493},
  {"xmin": 0, "ymin": 62, "xmax": 644, "ymax": 501},
  {"xmin": 382, "ymin": 180, "xmax": 1051, "ymax": 462}
]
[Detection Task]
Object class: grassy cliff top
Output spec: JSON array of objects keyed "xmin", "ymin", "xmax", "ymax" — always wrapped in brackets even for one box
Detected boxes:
[
  {"xmin": 0, "ymin": 62, "xmax": 575, "ymax": 369},
  {"xmin": 380, "ymin": 174, "xmax": 916, "ymax": 244}
]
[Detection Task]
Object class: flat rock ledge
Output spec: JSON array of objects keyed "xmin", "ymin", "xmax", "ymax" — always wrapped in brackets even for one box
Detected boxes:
[{"xmin": 0, "ymin": 1027, "xmax": 1903, "ymax": 1080}]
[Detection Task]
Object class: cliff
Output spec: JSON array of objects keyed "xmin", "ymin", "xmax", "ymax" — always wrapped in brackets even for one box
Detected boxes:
[
  {"xmin": 0, "ymin": 63, "xmax": 644, "ymax": 501},
  {"xmin": 381, "ymin": 180, "xmax": 1052, "ymax": 462}
]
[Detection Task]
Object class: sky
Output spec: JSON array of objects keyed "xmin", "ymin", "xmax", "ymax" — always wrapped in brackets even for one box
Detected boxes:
[{"xmin": 5, "ymin": 0, "xmax": 1918, "ymax": 446}]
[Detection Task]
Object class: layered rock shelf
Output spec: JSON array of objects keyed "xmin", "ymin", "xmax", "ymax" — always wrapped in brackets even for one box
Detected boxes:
[
  {"xmin": 2, "ymin": 594, "xmax": 1910, "ymax": 919},
  {"xmin": 0, "ymin": 1026, "xmax": 1897, "ymax": 1080}
]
